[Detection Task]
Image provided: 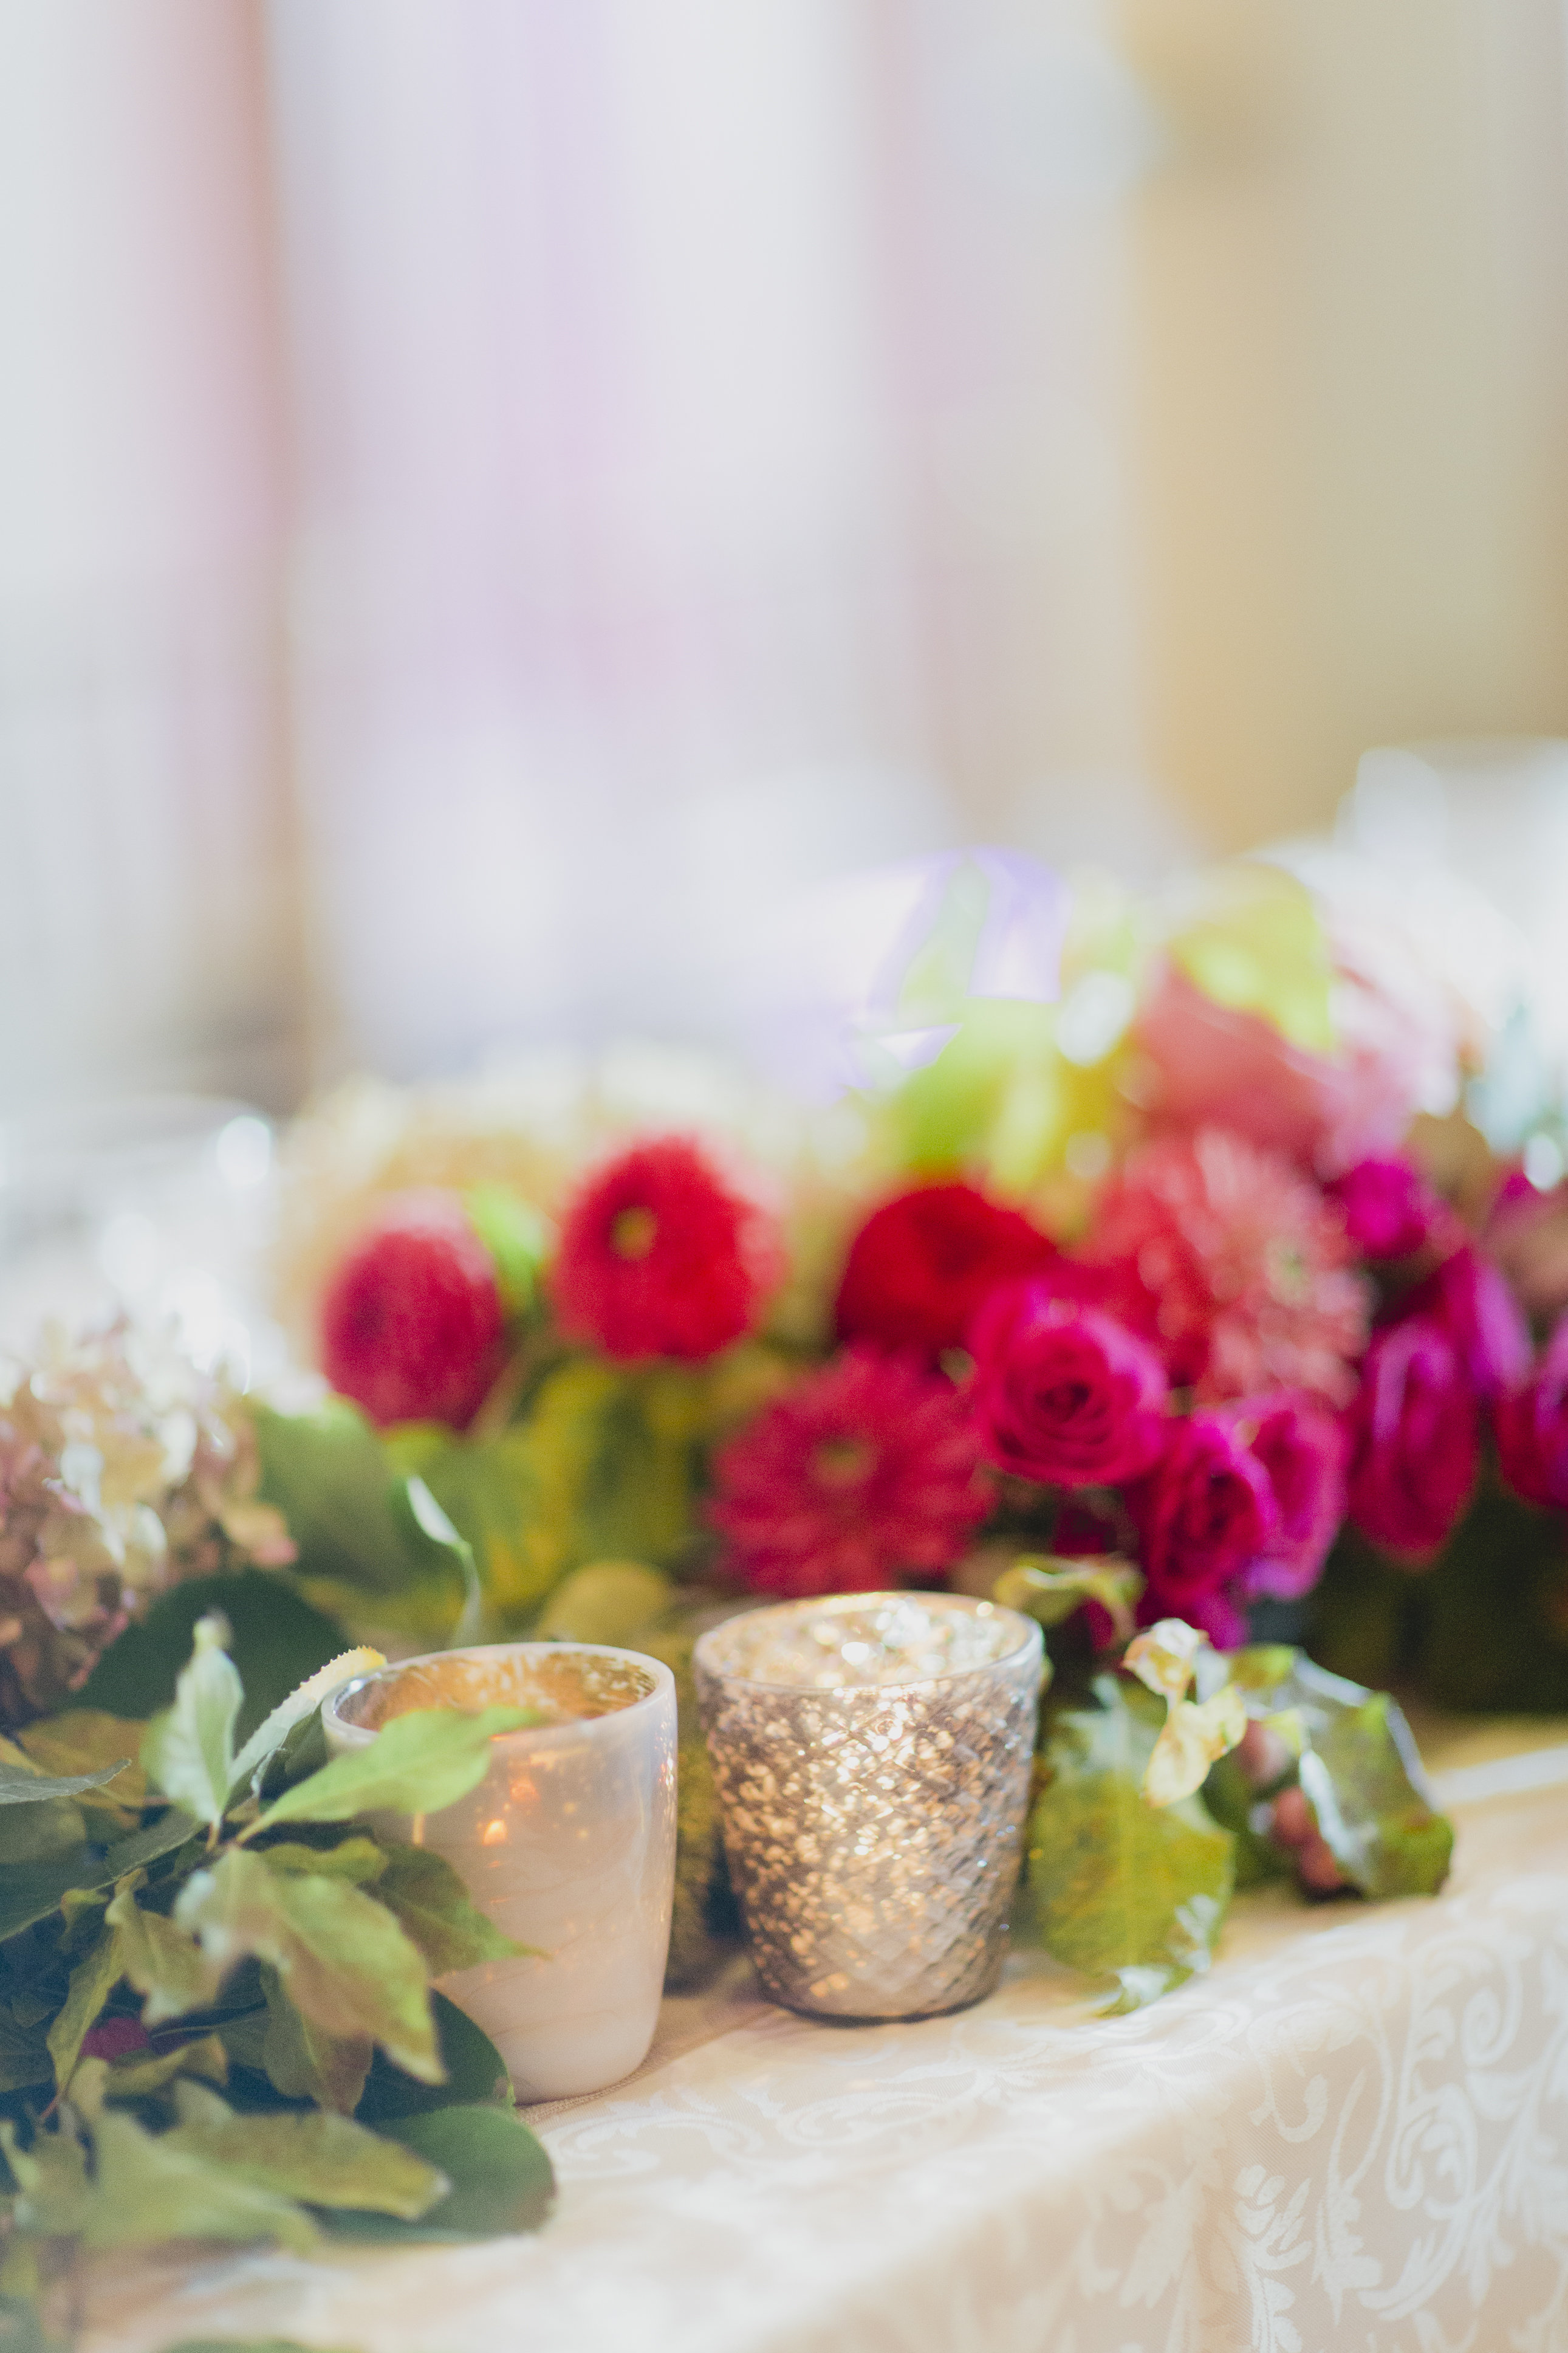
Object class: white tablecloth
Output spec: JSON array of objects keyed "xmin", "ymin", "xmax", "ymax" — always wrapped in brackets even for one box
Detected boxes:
[{"xmin": 87, "ymin": 1722, "xmax": 1568, "ymax": 2353}]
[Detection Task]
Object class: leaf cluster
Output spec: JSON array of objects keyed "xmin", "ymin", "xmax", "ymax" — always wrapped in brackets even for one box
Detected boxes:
[
  {"xmin": 1014, "ymin": 1639, "xmax": 1453, "ymax": 2011},
  {"xmin": 0, "ymin": 1622, "xmax": 553, "ymax": 2332}
]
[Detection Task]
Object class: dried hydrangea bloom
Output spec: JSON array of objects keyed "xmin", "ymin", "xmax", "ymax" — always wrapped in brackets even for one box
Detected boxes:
[{"xmin": 0, "ymin": 1321, "xmax": 293, "ymax": 1728}]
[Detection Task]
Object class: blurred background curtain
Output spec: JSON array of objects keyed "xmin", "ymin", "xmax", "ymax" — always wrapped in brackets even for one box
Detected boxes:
[{"xmin": 2, "ymin": 0, "xmax": 1567, "ymax": 1108}]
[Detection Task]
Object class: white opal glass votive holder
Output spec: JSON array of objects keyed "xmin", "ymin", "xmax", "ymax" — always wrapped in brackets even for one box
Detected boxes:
[
  {"xmin": 694, "ymin": 1591, "xmax": 1042, "ymax": 2022},
  {"xmin": 323, "ymin": 1643, "xmax": 677, "ymax": 2101}
]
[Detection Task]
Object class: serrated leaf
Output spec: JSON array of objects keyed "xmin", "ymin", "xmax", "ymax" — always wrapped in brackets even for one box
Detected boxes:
[
  {"xmin": 372, "ymin": 1843, "xmax": 535, "ymax": 1976},
  {"xmin": 46, "ymin": 1924, "xmax": 125, "ymax": 2091},
  {"xmin": 255, "ymin": 1965, "xmax": 371, "ymax": 2115},
  {"xmin": 321, "ymin": 2103, "xmax": 553, "ymax": 2242},
  {"xmin": 165, "ymin": 2078, "xmax": 445, "ymax": 2219},
  {"xmin": 103, "ymin": 2033, "xmax": 227, "ymax": 2101},
  {"xmin": 993, "ymin": 1555, "xmax": 1142, "ymax": 1641},
  {"xmin": 1024, "ymin": 1675, "xmax": 1234, "ymax": 2008},
  {"xmin": 0, "ymin": 1809, "xmax": 198, "ymax": 1944},
  {"xmin": 80, "ymin": 1572, "xmax": 351, "ymax": 1743},
  {"xmin": 80, "ymin": 2106, "xmax": 317, "ymax": 2253},
  {"xmin": 176, "ymin": 1850, "xmax": 441, "ymax": 2084},
  {"xmin": 140, "ymin": 1617, "xmax": 242, "ymax": 1827},
  {"xmin": 105, "ymin": 1884, "xmax": 221, "ymax": 2027},
  {"xmin": 257, "ymin": 1837, "xmax": 385, "ymax": 1884},
  {"xmin": 355, "ymin": 1991, "xmax": 511, "ymax": 2123},
  {"xmin": 227, "ymin": 1650, "xmax": 386, "ymax": 1802},
  {"xmin": 248, "ymin": 1705, "xmax": 530, "ymax": 1836}
]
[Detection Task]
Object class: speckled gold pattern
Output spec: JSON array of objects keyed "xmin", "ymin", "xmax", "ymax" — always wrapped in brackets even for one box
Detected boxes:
[{"xmin": 694, "ymin": 1593, "xmax": 1043, "ymax": 2021}]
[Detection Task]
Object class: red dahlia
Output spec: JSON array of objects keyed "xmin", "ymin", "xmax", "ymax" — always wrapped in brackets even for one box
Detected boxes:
[
  {"xmin": 709, "ymin": 1348, "xmax": 991, "ymax": 1598},
  {"xmin": 320, "ymin": 1190, "xmax": 507, "ymax": 1430},
  {"xmin": 834, "ymin": 1181, "xmax": 1057, "ymax": 1357},
  {"xmin": 550, "ymin": 1135, "xmax": 783, "ymax": 1362}
]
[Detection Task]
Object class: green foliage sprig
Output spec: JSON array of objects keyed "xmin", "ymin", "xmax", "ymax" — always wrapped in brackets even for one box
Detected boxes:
[{"xmin": 0, "ymin": 1623, "xmax": 553, "ymax": 2342}]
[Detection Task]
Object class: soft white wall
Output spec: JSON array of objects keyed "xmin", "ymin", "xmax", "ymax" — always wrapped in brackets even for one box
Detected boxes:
[{"xmin": 0, "ymin": 0, "xmax": 299, "ymax": 1111}]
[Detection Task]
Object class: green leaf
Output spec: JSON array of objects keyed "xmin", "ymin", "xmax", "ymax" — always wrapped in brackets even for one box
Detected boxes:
[
  {"xmin": 0, "ymin": 1810, "xmax": 198, "ymax": 1944},
  {"xmin": 16, "ymin": 1714, "xmax": 148, "ymax": 1832},
  {"xmin": 248, "ymin": 1706, "xmax": 530, "ymax": 1835},
  {"xmin": 0, "ymin": 1792, "xmax": 86, "ymax": 1869},
  {"xmin": 1200, "ymin": 1751, "xmax": 1292, "ymax": 1891},
  {"xmin": 355, "ymin": 1991, "xmax": 512, "ymax": 2124},
  {"xmin": 80, "ymin": 2106, "xmax": 318, "ymax": 2253},
  {"xmin": 164, "ymin": 2078, "xmax": 445, "ymax": 2220},
  {"xmin": 321, "ymin": 2104, "xmax": 553, "ymax": 2242},
  {"xmin": 258, "ymin": 1838, "xmax": 385, "ymax": 1884},
  {"xmin": 78, "ymin": 1572, "xmax": 351, "ymax": 1746},
  {"xmin": 0, "ymin": 1757, "xmax": 132, "ymax": 1809},
  {"xmin": 255, "ymin": 1965, "xmax": 371, "ymax": 2115},
  {"xmin": 139, "ymin": 1616, "xmax": 242, "ymax": 1827},
  {"xmin": 176, "ymin": 1850, "xmax": 441, "ymax": 2084},
  {"xmin": 102, "ymin": 2033, "xmax": 228, "ymax": 2101},
  {"xmin": 992, "ymin": 1554, "xmax": 1141, "ymax": 1641},
  {"xmin": 227, "ymin": 1649, "xmax": 388, "ymax": 1802},
  {"xmin": 1024, "ymin": 1675, "xmax": 1234, "ymax": 2010},
  {"xmin": 463, "ymin": 1185, "xmax": 552, "ymax": 1317},
  {"xmin": 1221, "ymin": 1650, "xmax": 1453, "ymax": 1900},
  {"xmin": 253, "ymin": 1401, "xmax": 472, "ymax": 1641},
  {"xmin": 533, "ymin": 1558, "xmax": 673, "ymax": 1645},
  {"xmin": 0, "ymin": 2119, "xmax": 91, "ymax": 2237},
  {"xmin": 371, "ymin": 1843, "xmax": 534, "ymax": 1976},
  {"xmin": 46, "ymin": 1924, "xmax": 125, "ymax": 2091},
  {"xmin": 104, "ymin": 1884, "xmax": 221, "ymax": 2026}
]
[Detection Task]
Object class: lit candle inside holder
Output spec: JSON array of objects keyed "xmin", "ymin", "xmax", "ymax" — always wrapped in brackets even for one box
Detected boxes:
[
  {"xmin": 324, "ymin": 1644, "xmax": 677, "ymax": 2101},
  {"xmin": 694, "ymin": 1592, "xmax": 1043, "ymax": 2022}
]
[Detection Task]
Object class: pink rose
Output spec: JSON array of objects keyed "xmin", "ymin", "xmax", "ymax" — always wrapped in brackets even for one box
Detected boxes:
[
  {"xmin": 968, "ymin": 1283, "xmax": 1167, "ymax": 1489},
  {"xmin": 1327, "ymin": 1156, "xmax": 1443, "ymax": 1262},
  {"xmin": 1131, "ymin": 1411, "xmax": 1279, "ymax": 1624},
  {"xmin": 1494, "ymin": 1321, "xmax": 1568, "ymax": 1511},
  {"xmin": 1234, "ymin": 1391, "xmax": 1348, "ymax": 1602},
  {"xmin": 1406, "ymin": 1245, "xmax": 1530, "ymax": 1404},
  {"xmin": 1345, "ymin": 1317, "xmax": 1477, "ymax": 1559}
]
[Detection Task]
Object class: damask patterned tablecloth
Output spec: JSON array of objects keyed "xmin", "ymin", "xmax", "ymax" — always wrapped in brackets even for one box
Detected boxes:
[{"xmin": 89, "ymin": 1725, "xmax": 1568, "ymax": 2353}]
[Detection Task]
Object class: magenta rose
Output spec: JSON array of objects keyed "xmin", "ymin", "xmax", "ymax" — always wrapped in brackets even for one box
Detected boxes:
[
  {"xmin": 1234, "ymin": 1391, "xmax": 1348, "ymax": 1602},
  {"xmin": 1494, "ymin": 1320, "xmax": 1568, "ymax": 1511},
  {"xmin": 968, "ymin": 1282, "xmax": 1168, "ymax": 1489},
  {"xmin": 1345, "ymin": 1317, "xmax": 1477, "ymax": 1558},
  {"xmin": 1131, "ymin": 1411, "xmax": 1280, "ymax": 1625},
  {"xmin": 1327, "ymin": 1156, "xmax": 1442, "ymax": 1262},
  {"xmin": 1406, "ymin": 1244, "xmax": 1530, "ymax": 1404}
]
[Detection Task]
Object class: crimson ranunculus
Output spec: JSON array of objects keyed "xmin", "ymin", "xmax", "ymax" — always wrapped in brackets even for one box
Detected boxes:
[
  {"xmin": 1494, "ymin": 1321, "xmax": 1568, "ymax": 1511},
  {"xmin": 968, "ymin": 1282, "xmax": 1168, "ymax": 1489},
  {"xmin": 550, "ymin": 1135, "xmax": 784, "ymax": 1362},
  {"xmin": 1132, "ymin": 1412, "xmax": 1279, "ymax": 1627},
  {"xmin": 834, "ymin": 1182, "xmax": 1056, "ymax": 1357},
  {"xmin": 1407, "ymin": 1245, "xmax": 1530, "ymax": 1404},
  {"xmin": 320, "ymin": 1190, "xmax": 508, "ymax": 1430},
  {"xmin": 1233, "ymin": 1390, "xmax": 1347, "ymax": 1602},
  {"xmin": 1345, "ymin": 1316, "xmax": 1477, "ymax": 1559},
  {"xmin": 1327, "ymin": 1156, "xmax": 1443, "ymax": 1262}
]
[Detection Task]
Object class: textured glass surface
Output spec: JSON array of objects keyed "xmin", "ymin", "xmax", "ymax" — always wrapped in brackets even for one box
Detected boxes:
[{"xmin": 695, "ymin": 1593, "xmax": 1043, "ymax": 2021}]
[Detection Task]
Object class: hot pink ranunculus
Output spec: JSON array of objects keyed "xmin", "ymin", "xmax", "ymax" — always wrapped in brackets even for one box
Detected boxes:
[
  {"xmin": 1233, "ymin": 1390, "xmax": 1347, "ymax": 1602},
  {"xmin": 1131, "ymin": 1410, "xmax": 1280, "ymax": 1623},
  {"xmin": 1494, "ymin": 1319, "xmax": 1568, "ymax": 1512},
  {"xmin": 1405, "ymin": 1244, "xmax": 1530, "ymax": 1405},
  {"xmin": 1345, "ymin": 1317, "xmax": 1477, "ymax": 1559},
  {"xmin": 968, "ymin": 1283, "xmax": 1168, "ymax": 1490},
  {"xmin": 1327, "ymin": 1156, "xmax": 1444, "ymax": 1263}
]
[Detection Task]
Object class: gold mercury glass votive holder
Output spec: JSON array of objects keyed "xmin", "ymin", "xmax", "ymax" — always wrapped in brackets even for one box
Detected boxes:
[
  {"xmin": 693, "ymin": 1591, "xmax": 1044, "ymax": 2022},
  {"xmin": 323, "ymin": 1643, "xmax": 677, "ymax": 2101}
]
